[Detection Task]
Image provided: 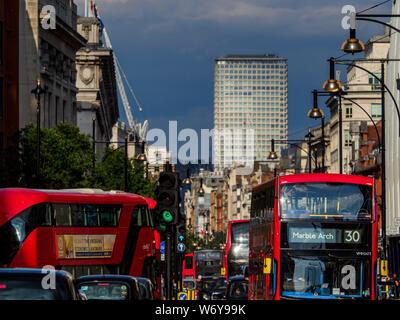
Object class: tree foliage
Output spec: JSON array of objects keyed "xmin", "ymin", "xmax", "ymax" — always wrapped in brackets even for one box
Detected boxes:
[
  {"xmin": 88, "ymin": 147, "xmax": 155, "ymax": 199},
  {"xmin": 0, "ymin": 123, "xmax": 155, "ymax": 199},
  {"xmin": 1, "ymin": 123, "xmax": 93, "ymax": 188},
  {"xmin": 185, "ymin": 230, "xmax": 226, "ymax": 253}
]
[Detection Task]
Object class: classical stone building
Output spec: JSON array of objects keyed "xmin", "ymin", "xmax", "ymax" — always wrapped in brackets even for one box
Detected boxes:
[
  {"xmin": 75, "ymin": 17, "xmax": 118, "ymax": 154},
  {"xmin": 0, "ymin": 0, "xmax": 19, "ymax": 163},
  {"xmin": 19, "ymin": 0, "xmax": 86, "ymax": 129}
]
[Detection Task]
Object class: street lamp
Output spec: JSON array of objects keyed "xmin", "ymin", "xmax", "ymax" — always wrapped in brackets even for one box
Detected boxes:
[
  {"xmin": 323, "ymin": 58, "xmax": 344, "ymax": 173},
  {"xmin": 182, "ymin": 168, "xmax": 193, "ymax": 185},
  {"xmin": 323, "ymin": 57, "xmax": 343, "ymax": 93},
  {"xmin": 31, "ymin": 77, "xmax": 46, "ymax": 187},
  {"xmin": 198, "ymin": 178, "xmax": 205, "ymax": 196},
  {"xmin": 341, "ymin": 25, "xmax": 365, "ymax": 54},
  {"xmin": 267, "ymin": 139, "xmax": 279, "ymax": 177},
  {"xmin": 136, "ymin": 140, "xmax": 147, "ymax": 162},
  {"xmin": 267, "ymin": 138, "xmax": 279, "ymax": 160}
]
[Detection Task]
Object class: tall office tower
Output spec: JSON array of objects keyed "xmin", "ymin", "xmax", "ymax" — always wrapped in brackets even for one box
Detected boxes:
[{"xmin": 213, "ymin": 54, "xmax": 288, "ymax": 170}]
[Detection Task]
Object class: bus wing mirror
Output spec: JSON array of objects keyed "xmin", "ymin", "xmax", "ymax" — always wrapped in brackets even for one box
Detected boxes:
[{"xmin": 263, "ymin": 257, "xmax": 272, "ymax": 274}]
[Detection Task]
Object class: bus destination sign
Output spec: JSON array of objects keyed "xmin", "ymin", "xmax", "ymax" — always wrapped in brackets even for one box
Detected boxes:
[{"xmin": 288, "ymin": 227, "xmax": 362, "ymax": 244}]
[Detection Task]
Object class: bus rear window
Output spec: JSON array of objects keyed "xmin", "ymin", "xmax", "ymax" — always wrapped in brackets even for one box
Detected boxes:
[
  {"xmin": 231, "ymin": 223, "xmax": 249, "ymax": 244},
  {"xmin": 280, "ymin": 182, "xmax": 372, "ymax": 221},
  {"xmin": 185, "ymin": 256, "xmax": 193, "ymax": 269},
  {"xmin": 196, "ymin": 252, "xmax": 222, "ymax": 261}
]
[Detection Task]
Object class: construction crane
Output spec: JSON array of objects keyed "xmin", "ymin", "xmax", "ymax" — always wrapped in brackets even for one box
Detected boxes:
[{"xmin": 102, "ymin": 23, "xmax": 148, "ymax": 142}]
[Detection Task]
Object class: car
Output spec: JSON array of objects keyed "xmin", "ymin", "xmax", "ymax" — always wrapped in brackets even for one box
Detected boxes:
[
  {"xmin": 76, "ymin": 275, "xmax": 141, "ymax": 300},
  {"xmin": 182, "ymin": 278, "xmax": 197, "ymax": 291},
  {"xmin": 136, "ymin": 277, "xmax": 154, "ymax": 300},
  {"xmin": 197, "ymin": 276, "xmax": 227, "ymax": 300},
  {"xmin": 225, "ymin": 276, "xmax": 248, "ymax": 300},
  {"xmin": 0, "ymin": 268, "xmax": 82, "ymax": 300}
]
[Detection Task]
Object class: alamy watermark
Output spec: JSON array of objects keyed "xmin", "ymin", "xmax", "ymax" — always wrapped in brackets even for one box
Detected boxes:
[
  {"xmin": 341, "ymin": 5, "xmax": 356, "ymax": 30},
  {"xmin": 41, "ymin": 265, "xmax": 56, "ymax": 290},
  {"xmin": 40, "ymin": 5, "xmax": 56, "ymax": 30},
  {"xmin": 146, "ymin": 121, "xmax": 256, "ymax": 174}
]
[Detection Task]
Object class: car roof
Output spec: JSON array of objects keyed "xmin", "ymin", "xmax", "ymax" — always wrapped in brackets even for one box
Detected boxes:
[
  {"xmin": 76, "ymin": 275, "xmax": 137, "ymax": 283},
  {"xmin": 228, "ymin": 276, "xmax": 246, "ymax": 282},
  {"xmin": 200, "ymin": 276, "xmax": 226, "ymax": 280},
  {"xmin": 136, "ymin": 277, "xmax": 152, "ymax": 284},
  {"xmin": 0, "ymin": 268, "xmax": 71, "ymax": 279}
]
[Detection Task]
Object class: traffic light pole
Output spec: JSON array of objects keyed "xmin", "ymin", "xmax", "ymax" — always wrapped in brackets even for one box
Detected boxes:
[{"xmin": 166, "ymin": 226, "xmax": 172, "ymax": 300}]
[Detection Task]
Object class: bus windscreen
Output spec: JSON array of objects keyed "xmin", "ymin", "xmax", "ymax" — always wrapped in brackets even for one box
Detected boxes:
[{"xmin": 280, "ymin": 182, "xmax": 372, "ymax": 221}]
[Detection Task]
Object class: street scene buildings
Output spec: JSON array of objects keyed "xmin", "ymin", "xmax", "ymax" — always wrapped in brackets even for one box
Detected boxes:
[{"xmin": 3, "ymin": 0, "xmax": 400, "ymax": 302}]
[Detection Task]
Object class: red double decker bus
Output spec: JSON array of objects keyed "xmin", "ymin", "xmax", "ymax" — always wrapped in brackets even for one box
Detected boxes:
[
  {"xmin": 0, "ymin": 188, "xmax": 161, "ymax": 298},
  {"xmin": 223, "ymin": 219, "xmax": 249, "ymax": 280},
  {"xmin": 249, "ymin": 174, "xmax": 378, "ymax": 300},
  {"xmin": 182, "ymin": 250, "xmax": 223, "ymax": 280},
  {"xmin": 182, "ymin": 253, "xmax": 195, "ymax": 279}
]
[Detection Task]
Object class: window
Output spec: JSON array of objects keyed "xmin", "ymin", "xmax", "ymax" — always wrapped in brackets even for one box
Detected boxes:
[
  {"xmin": 53, "ymin": 204, "xmax": 71, "ymax": 226},
  {"xmin": 344, "ymin": 129, "xmax": 352, "ymax": 147},
  {"xmin": 345, "ymin": 104, "xmax": 352, "ymax": 118},
  {"xmin": 53, "ymin": 203, "xmax": 122, "ymax": 227},
  {"xmin": 371, "ymin": 103, "xmax": 382, "ymax": 118},
  {"xmin": 369, "ymin": 74, "xmax": 381, "ymax": 90}
]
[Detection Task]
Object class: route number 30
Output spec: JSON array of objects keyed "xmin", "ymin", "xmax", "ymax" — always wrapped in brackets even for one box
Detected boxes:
[{"xmin": 344, "ymin": 230, "xmax": 361, "ymax": 243}]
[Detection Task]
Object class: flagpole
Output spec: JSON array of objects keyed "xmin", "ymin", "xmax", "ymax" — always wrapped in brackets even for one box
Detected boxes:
[{"xmin": 85, "ymin": 0, "xmax": 88, "ymax": 17}]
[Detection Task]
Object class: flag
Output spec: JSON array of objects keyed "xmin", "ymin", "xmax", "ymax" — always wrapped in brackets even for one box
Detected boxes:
[{"xmin": 91, "ymin": 1, "xmax": 104, "ymax": 35}]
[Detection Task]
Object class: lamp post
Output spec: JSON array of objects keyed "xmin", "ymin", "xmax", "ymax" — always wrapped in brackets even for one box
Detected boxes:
[
  {"xmin": 92, "ymin": 117, "xmax": 96, "ymax": 170},
  {"xmin": 305, "ymin": 127, "xmax": 315, "ymax": 174},
  {"xmin": 307, "ymin": 90, "xmax": 326, "ymax": 172},
  {"xmin": 31, "ymin": 78, "xmax": 46, "ymax": 187},
  {"xmin": 323, "ymin": 58, "xmax": 343, "ymax": 174},
  {"xmin": 198, "ymin": 178, "xmax": 205, "ymax": 196},
  {"xmin": 124, "ymin": 136, "xmax": 128, "ymax": 192},
  {"xmin": 136, "ymin": 140, "xmax": 147, "ymax": 162},
  {"xmin": 182, "ymin": 168, "xmax": 193, "ymax": 185}
]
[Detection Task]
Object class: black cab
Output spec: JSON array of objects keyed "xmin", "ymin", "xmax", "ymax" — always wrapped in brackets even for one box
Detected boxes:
[
  {"xmin": 0, "ymin": 268, "xmax": 82, "ymax": 300},
  {"xmin": 225, "ymin": 276, "xmax": 248, "ymax": 300},
  {"xmin": 197, "ymin": 276, "xmax": 227, "ymax": 300},
  {"xmin": 76, "ymin": 275, "xmax": 141, "ymax": 300},
  {"xmin": 136, "ymin": 277, "xmax": 154, "ymax": 300}
]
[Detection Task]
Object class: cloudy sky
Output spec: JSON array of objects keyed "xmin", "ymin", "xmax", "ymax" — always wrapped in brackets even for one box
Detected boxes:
[{"xmin": 74, "ymin": 0, "xmax": 391, "ymax": 142}]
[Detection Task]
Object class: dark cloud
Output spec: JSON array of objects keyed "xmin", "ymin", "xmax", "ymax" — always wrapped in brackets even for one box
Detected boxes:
[{"xmin": 74, "ymin": 0, "xmax": 391, "ymax": 139}]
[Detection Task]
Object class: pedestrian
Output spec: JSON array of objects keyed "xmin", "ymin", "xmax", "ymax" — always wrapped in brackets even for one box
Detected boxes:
[
  {"xmin": 387, "ymin": 273, "xmax": 395, "ymax": 300},
  {"xmin": 377, "ymin": 274, "xmax": 384, "ymax": 300},
  {"xmin": 393, "ymin": 274, "xmax": 400, "ymax": 299}
]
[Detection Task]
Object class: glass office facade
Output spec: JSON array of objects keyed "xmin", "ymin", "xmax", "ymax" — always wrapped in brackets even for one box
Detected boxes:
[{"xmin": 214, "ymin": 55, "xmax": 288, "ymax": 169}]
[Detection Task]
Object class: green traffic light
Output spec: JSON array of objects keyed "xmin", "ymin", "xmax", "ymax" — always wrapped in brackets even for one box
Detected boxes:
[{"xmin": 162, "ymin": 210, "xmax": 173, "ymax": 222}]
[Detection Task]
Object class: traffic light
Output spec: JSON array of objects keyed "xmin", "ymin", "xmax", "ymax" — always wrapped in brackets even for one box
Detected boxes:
[
  {"xmin": 176, "ymin": 223, "xmax": 186, "ymax": 245},
  {"xmin": 155, "ymin": 171, "xmax": 181, "ymax": 226}
]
